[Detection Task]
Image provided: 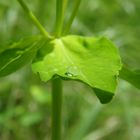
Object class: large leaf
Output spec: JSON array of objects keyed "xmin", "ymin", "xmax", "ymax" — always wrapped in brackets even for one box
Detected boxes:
[
  {"xmin": 0, "ymin": 36, "xmax": 45, "ymax": 77},
  {"xmin": 119, "ymin": 66, "xmax": 140, "ymax": 89},
  {"xmin": 32, "ymin": 35, "xmax": 122, "ymax": 103}
]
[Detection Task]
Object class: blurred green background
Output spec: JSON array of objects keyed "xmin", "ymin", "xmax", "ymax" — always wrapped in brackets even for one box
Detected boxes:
[{"xmin": 0, "ymin": 0, "xmax": 140, "ymax": 140}]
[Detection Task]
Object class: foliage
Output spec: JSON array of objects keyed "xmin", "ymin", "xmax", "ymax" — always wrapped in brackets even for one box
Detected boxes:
[
  {"xmin": 0, "ymin": 0, "xmax": 123, "ymax": 103},
  {"xmin": 0, "ymin": 0, "xmax": 140, "ymax": 140},
  {"xmin": 32, "ymin": 35, "xmax": 121, "ymax": 103}
]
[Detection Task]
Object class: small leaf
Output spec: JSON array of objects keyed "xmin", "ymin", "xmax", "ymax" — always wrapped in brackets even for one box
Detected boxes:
[
  {"xmin": 119, "ymin": 44, "xmax": 140, "ymax": 90},
  {"xmin": 119, "ymin": 66, "xmax": 140, "ymax": 89},
  {"xmin": 0, "ymin": 36, "xmax": 45, "ymax": 77},
  {"xmin": 119, "ymin": 43, "xmax": 140, "ymax": 70},
  {"xmin": 32, "ymin": 35, "xmax": 122, "ymax": 103}
]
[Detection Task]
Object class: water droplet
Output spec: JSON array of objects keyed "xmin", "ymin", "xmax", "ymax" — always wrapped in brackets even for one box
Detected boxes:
[
  {"xmin": 65, "ymin": 72, "xmax": 73, "ymax": 77},
  {"xmin": 65, "ymin": 66, "xmax": 79, "ymax": 77}
]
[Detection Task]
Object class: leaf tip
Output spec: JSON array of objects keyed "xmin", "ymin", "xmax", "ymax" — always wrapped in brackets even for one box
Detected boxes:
[{"xmin": 93, "ymin": 88, "xmax": 114, "ymax": 104}]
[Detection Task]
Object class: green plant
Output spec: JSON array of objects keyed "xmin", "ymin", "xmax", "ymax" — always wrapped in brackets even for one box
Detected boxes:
[{"xmin": 0, "ymin": 0, "xmax": 139, "ymax": 140}]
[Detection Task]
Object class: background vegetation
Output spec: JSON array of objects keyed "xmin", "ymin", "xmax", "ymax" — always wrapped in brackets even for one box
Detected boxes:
[{"xmin": 0, "ymin": 0, "xmax": 140, "ymax": 140}]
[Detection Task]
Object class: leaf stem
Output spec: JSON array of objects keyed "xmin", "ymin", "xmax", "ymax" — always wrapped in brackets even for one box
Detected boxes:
[
  {"xmin": 55, "ymin": 0, "xmax": 67, "ymax": 37},
  {"xmin": 52, "ymin": 78, "xmax": 63, "ymax": 140},
  {"xmin": 63, "ymin": 0, "xmax": 82, "ymax": 35},
  {"xmin": 17, "ymin": 0, "xmax": 52, "ymax": 39}
]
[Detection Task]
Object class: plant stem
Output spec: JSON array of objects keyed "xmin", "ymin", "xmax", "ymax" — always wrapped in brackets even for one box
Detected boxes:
[
  {"xmin": 17, "ymin": 0, "xmax": 52, "ymax": 39},
  {"xmin": 52, "ymin": 78, "xmax": 63, "ymax": 140},
  {"xmin": 55, "ymin": 0, "xmax": 67, "ymax": 37},
  {"xmin": 63, "ymin": 0, "xmax": 82, "ymax": 35}
]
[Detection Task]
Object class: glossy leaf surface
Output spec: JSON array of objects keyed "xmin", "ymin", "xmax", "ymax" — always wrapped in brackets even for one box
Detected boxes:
[{"xmin": 32, "ymin": 35, "xmax": 122, "ymax": 103}]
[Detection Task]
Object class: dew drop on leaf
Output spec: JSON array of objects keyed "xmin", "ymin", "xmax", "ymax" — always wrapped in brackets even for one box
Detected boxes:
[
  {"xmin": 65, "ymin": 66, "xmax": 79, "ymax": 77},
  {"xmin": 65, "ymin": 72, "xmax": 73, "ymax": 77}
]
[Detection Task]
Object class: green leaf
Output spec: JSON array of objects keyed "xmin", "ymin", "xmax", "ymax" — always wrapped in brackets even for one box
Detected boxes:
[
  {"xmin": 0, "ymin": 36, "xmax": 45, "ymax": 77},
  {"xmin": 32, "ymin": 35, "xmax": 122, "ymax": 103},
  {"xmin": 119, "ymin": 42, "xmax": 140, "ymax": 70},
  {"xmin": 119, "ymin": 66, "xmax": 140, "ymax": 89},
  {"xmin": 119, "ymin": 41, "xmax": 140, "ymax": 89}
]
